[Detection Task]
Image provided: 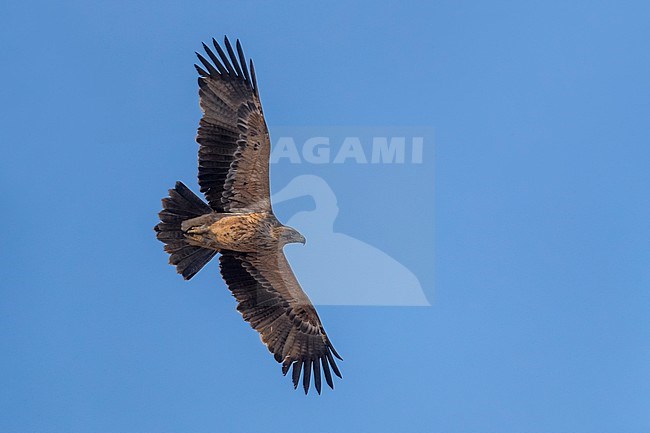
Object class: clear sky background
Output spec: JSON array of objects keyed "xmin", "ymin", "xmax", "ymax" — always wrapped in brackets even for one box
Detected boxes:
[{"xmin": 1, "ymin": 1, "xmax": 649, "ymax": 432}]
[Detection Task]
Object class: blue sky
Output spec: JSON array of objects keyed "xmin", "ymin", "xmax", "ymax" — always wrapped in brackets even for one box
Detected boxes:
[{"xmin": 1, "ymin": 1, "xmax": 649, "ymax": 432}]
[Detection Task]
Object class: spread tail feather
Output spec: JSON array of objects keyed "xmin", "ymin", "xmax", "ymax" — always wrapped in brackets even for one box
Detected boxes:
[{"xmin": 154, "ymin": 181, "xmax": 217, "ymax": 280}]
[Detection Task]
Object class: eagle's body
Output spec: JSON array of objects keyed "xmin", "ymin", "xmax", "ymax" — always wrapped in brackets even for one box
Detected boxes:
[
  {"xmin": 182, "ymin": 211, "xmax": 295, "ymax": 253},
  {"xmin": 154, "ymin": 37, "xmax": 341, "ymax": 394}
]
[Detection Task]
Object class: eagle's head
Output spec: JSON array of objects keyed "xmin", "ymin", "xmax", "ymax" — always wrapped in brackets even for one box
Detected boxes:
[{"xmin": 278, "ymin": 226, "xmax": 306, "ymax": 246}]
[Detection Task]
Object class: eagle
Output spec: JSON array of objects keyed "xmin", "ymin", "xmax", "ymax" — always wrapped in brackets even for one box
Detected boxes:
[{"xmin": 154, "ymin": 37, "xmax": 342, "ymax": 394}]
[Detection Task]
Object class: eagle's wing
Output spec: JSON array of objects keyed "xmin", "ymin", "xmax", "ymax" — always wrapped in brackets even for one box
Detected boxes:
[
  {"xmin": 219, "ymin": 249, "xmax": 343, "ymax": 394},
  {"xmin": 194, "ymin": 37, "xmax": 271, "ymax": 213}
]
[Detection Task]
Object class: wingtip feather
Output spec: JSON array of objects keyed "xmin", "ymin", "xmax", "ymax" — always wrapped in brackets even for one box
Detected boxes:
[
  {"xmin": 196, "ymin": 52, "xmax": 218, "ymax": 76},
  {"xmin": 235, "ymin": 38, "xmax": 251, "ymax": 84},
  {"xmin": 321, "ymin": 357, "xmax": 334, "ymax": 389},
  {"xmin": 329, "ymin": 343, "xmax": 343, "ymax": 361},
  {"xmin": 212, "ymin": 37, "xmax": 236, "ymax": 76},
  {"xmin": 250, "ymin": 59, "xmax": 258, "ymax": 95},
  {"xmin": 224, "ymin": 36, "xmax": 244, "ymax": 78},
  {"xmin": 326, "ymin": 350, "xmax": 342, "ymax": 379},
  {"xmin": 302, "ymin": 359, "xmax": 312, "ymax": 394},
  {"xmin": 313, "ymin": 359, "xmax": 322, "ymax": 394},
  {"xmin": 194, "ymin": 64, "xmax": 209, "ymax": 77},
  {"xmin": 291, "ymin": 361, "xmax": 301, "ymax": 389}
]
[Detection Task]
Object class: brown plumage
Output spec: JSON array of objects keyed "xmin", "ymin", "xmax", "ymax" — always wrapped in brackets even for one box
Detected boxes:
[{"xmin": 154, "ymin": 36, "xmax": 342, "ymax": 394}]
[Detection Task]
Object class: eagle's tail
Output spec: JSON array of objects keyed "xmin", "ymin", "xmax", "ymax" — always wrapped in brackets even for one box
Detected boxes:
[{"xmin": 154, "ymin": 181, "xmax": 217, "ymax": 280}]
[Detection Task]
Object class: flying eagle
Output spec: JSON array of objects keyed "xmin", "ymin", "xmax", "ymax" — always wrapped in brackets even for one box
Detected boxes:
[{"xmin": 154, "ymin": 37, "xmax": 342, "ymax": 394}]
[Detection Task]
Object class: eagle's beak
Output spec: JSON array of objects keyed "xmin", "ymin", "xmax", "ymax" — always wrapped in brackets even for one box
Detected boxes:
[{"xmin": 300, "ymin": 235, "xmax": 306, "ymax": 245}]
